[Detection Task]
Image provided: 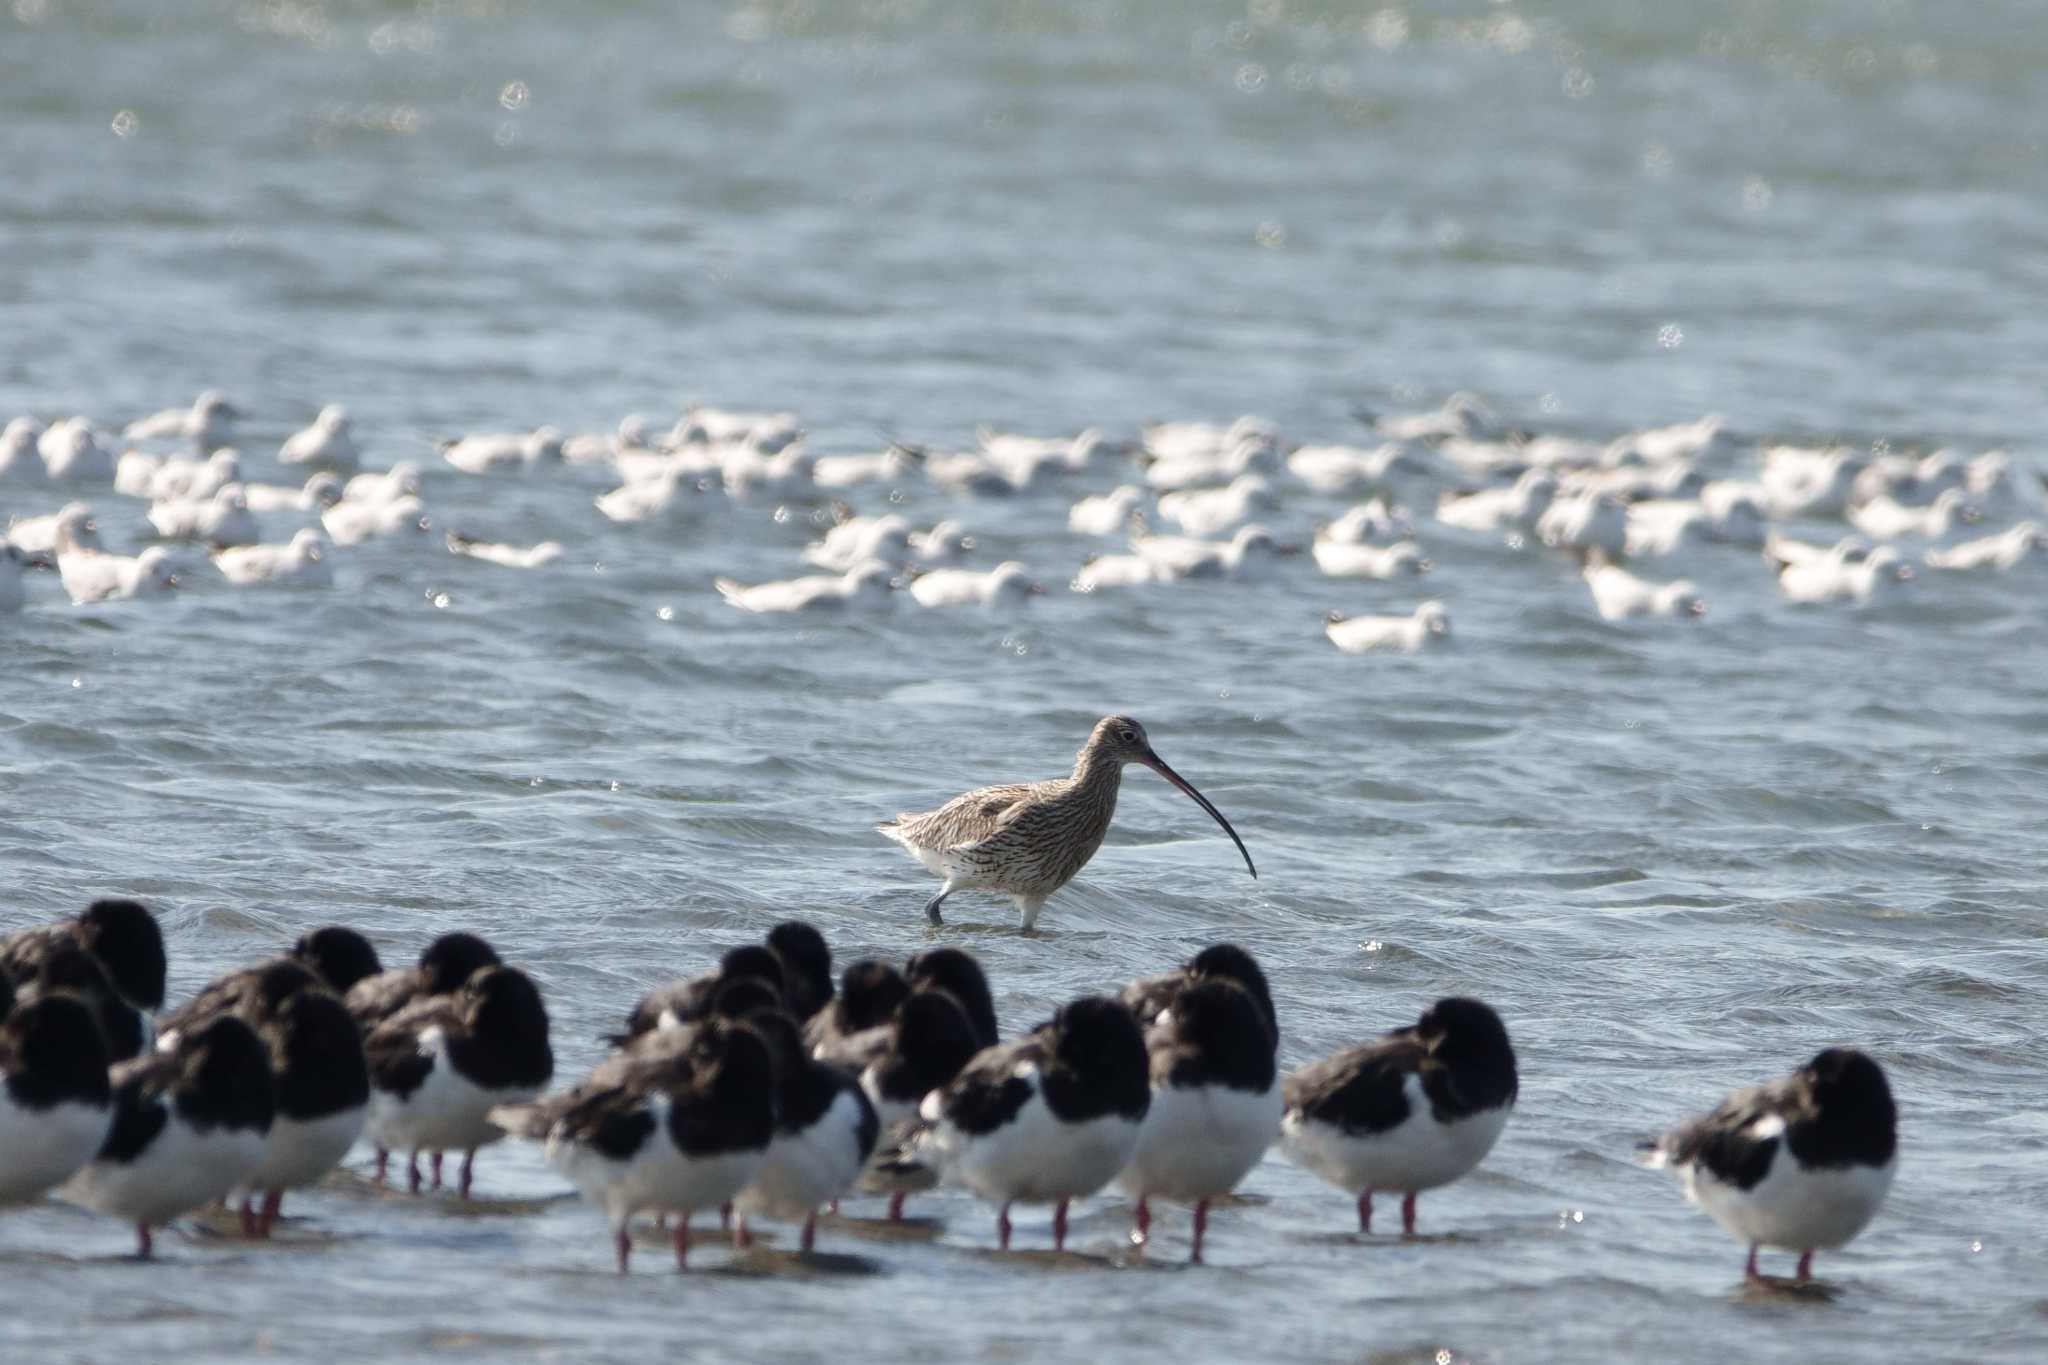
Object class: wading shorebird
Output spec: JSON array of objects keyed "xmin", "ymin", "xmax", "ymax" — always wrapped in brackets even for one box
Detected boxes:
[{"xmin": 878, "ymin": 715, "xmax": 1256, "ymax": 930}]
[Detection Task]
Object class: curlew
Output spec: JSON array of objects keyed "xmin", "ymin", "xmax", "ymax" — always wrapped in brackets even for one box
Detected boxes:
[{"xmin": 878, "ymin": 715, "xmax": 1256, "ymax": 930}]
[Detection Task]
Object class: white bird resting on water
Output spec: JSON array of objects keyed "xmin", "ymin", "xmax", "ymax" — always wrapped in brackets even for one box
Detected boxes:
[
  {"xmin": 1325, "ymin": 601, "xmax": 1449, "ymax": 654},
  {"xmin": 1581, "ymin": 550, "xmax": 1706, "ymax": 620},
  {"xmin": 242, "ymin": 471, "xmax": 344, "ymax": 514},
  {"xmin": 7, "ymin": 501, "xmax": 101, "ymax": 564},
  {"xmin": 446, "ymin": 534, "xmax": 564, "ymax": 569},
  {"xmin": 672, "ymin": 405, "xmax": 803, "ymax": 452},
  {"xmin": 721, "ymin": 443, "xmax": 817, "ymax": 502},
  {"xmin": 1157, "ymin": 474, "xmax": 1276, "ymax": 537},
  {"xmin": 714, "ymin": 561, "xmax": 894, "ymax": 613},
  {"xmin": 1286, "ymin": 441, "xmax": 1418, "ymax": 494},
  {"xmin": 322, "ymin": 493, "xmax": 428, "ymax": 545},
  {"xmin": 1318, "ymin": 498, "xmax": 1413, "ymax": 544},
  {"xmin": 126, "ymin": 449, "xmax": 242, "ymax": 503},
  {"xmin": 811, "ymin": 444, "xmax": 923, "ymax": 490},
  {"xmin": 1374, "ymin": 391, "xmax": 1505, "ymax": 443},
  {"xmin": 1922, "ymin": 520, "xmax": 2042, "ymax": 572},
  {"xmin": 1311, "ymin": 536, "xmax": 1429, "ymax": 579},
  {"xmin": 1625, "ymin": 492, "xmax": 1767, "ymax": 557},
  {"xmin": 1759, "ymin": 445, "xmax": 1864, "ymax": 519},
  {"xmin": 0, "ymin": 417, "xmax": 50, "ymax": 485},
  {"xmin": 1141, "ymin": 415, "xmax": 1276, "ymax": 462},
  {"xmin": 441, "ymin": 427, "xmax": 564, "ymax": 475},
  {"xmin": 1535, "ymin": 489, "xmax": 1628, "ymax": 554},
  {"xmin": 124, "ymin": 390, "xmax": 242, "ymax": 451},
  {"xmin": 1436, "ymin": 469, "xmax": 1556, "ymax": 532},
  {"xmin": 55, "ymin": 526, "xmax": 180, "ymax": 603},
  {"xmin": 147, "ymin": 484, "xmax": 260, "ymax": 546},
  {"xmin": 1846, "ymin": 487, "xmax": 1976, "ymax": 541},
  {"xmin": 907, "ymin": 561, "xmax": 1041, "ymax": 608},
  {"xmin": 1068, "ymin": 484, "xmax": 1148, "ymax": 537},
  {"xmin": 279, "ymin": 404, "xmax": 361, "ymax": 471},
  {"xmin": 38, "ymin": 417, "xmax": 115, "ymax": 483},
  {"xmin": 595, "ymin": 467, "xmax": 706, "ymax": 524},
  {"xmin": 342, "ymin": 462, "xmax": 423, "ymax": 506},
  {"xmin": 1143, "ymin": 438, "xmax": 1278, "ymax": 493},
  {"xmin": 213, "ymin": 528, "xmax": 333, "ymax": 587},
  {"xmin": 1133, "ymin": 524, "xmax": 1285, "ymax": 580},
  {"xmin": 1772, "ymin": 542, "xmax": 1912, "ymax": 605}
]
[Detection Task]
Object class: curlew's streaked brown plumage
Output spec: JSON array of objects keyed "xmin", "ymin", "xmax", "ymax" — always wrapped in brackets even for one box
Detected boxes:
[{"xmin": 878, "ymin": 715, "xmax": 1256, "ymax": 931}]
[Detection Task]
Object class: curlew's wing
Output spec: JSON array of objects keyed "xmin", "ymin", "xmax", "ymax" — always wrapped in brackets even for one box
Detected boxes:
[{"xmin": 885, "ymin": 781, "xmax": 1044, "ymax": 853}]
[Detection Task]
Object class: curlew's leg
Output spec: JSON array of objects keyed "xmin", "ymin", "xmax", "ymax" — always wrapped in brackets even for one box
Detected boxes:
[
  {"xmin": 1795, "ymin": 1250, "xmax": 1814, "ymax": 1282},
  {"xmin": 1017, "ymin": 897, "xmax": 1047, "ymax": 934},
  {"xmin": 924, "ymin": 880, "xmax": 957, "ymax": 927},
  {"xmin": 1745, "ymin": 1243, "xmax": 1761, "ymax": 1280},
  {"xmin": 1357, "ymin": 1189, "xmax": 1373, "ymax": 1233},
  {"xmin": 1401, "ymin": 1192, "xmax": 1417, "ymax": 1236}
]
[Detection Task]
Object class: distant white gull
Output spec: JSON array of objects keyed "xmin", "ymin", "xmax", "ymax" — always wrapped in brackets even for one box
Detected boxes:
[
  {"xmin": 322, "ymin": 494, "xmax": 428, "ymax": 545},
  {"xmin": 1133, "ymin": 524, "xmax": 1283, "ymax": 580},
  {"xmin": 0, "ymin": 417, "xmax": 50, "ymax": 485},
  {"xmin": 279, "ymin": 405, "xmax": 361, "ymax": 471},
  {"xmin": 38, "ymin": 417, "xmax": 115, "ymax": 484},
  {"xmin": 1923, "ymin": 520, "xmax": 2042, "ymax": 572},
  {"xmin": 8, "ymin": 501, "xmax": 101, "ymax": 563},
  {"xmin": 908, "ymin": 561, "xmax": 1041, "ymax": 608},
  {"xmin": 714, "ymin": 561, "xmax": 894, "ymax": 613},
  {"xmin": 1774, "ymin": 544, "xmax": 1912, "ymax": 605},
  {"xmin": 56, "ymin": 529, "xmax": 180, "ymax": 604},
  {"xmin": 242, "ymin": 471, "xmax": 344, "ymax": 514},
  {"xmin": 1582, "ymin": 551, "xmax": 1705, "ymax": 620},
  {"xmin": 1847, "ymin": 488, "xmax": 1975, "ymax": 540},
  {"xmin": 1157, "ymin": 474, "xmax": 1276, "ymax": 538},
  {"xmin": 124, "ymin": 390, "xmax": 241, "ymax": 451},
  {"xmin": 1318, "ymin": 498, "xmax": 1413, "ymax": 544},
  {"xmin": 1311, "ymin": 537, "xmax": 1429, "ymax": 579},
  {"xmin": 1536, "ymin": 489, "xmax": 1628, "ymax": 554},
  {"xmin": 1436, "ymin": 469, "xmax": 1555, "ymax": 532},
  {"xmin": 805, "ymin": 513, "xmax": 912, "ymax": 571},
  {"xmin": 148, "ymin": 484, "xmax": 259, "ymax": 546},
  {"xmin": 1068, "ymin": 485, "xmax": 1148, "ymax": 537},
  {"xmin": 446, "ymin": 534, "xmax": 564, "ymax": 569},
  {"xmin": 1325, "ymin": 601, "xmax": 1449, "ymax": 654},
  {"xmin": 441, "ymin": 427, "xmax": 563, "ymax": 475},
  {"xmin": 1286, "ymin": 441, "xmax": 1417, "ymax": 494},
  {"xmin": 342, "ymin": 462, "xmax": 423, "ymax": 506},
  {"xmin": 213, "ymin": 528, "xmax": 333, "ymax": 588}
]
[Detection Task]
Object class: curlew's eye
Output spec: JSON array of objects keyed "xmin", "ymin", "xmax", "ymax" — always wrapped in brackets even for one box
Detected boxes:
[{"xmin": 1118, "ymin": 727, "xmax": 1138, "ymax": 743}]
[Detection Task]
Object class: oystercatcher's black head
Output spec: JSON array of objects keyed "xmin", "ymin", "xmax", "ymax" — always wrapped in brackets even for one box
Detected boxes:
[
  {"xmin": 892, "ymin": 988, "xmax": 981, "ymax": 1088},
  {"xmin": 906, "ymin": 948, "xmax": 997, "ymax": 1049},
  {"xmin": 0, "ymin": 970, "xmax": 13, "ymax": 1024},
  {"xmin": 1164, "ymin": 977, "xmax": 1276, "ymax": 1092},
  {"xmin": 75, "ymin": 899, "xmax": 166, "ymax": 1011},
  {"xmin": 1186, "ymin": 943, "xmax": 1277, "ymax": 1040},
  {"xmin": 719, "ymin": 944, "xmax": 787, "ymax": 999},
  {"xmin": 26, "ymin": 940, "xmax": 145, "ymax": 1061},
  {"xmin": 178, "ymin": 1014, "xmax": 278, "ymax": 1133},
  {"xmin": 250, "ymin": 959, "xmax": 323, "ymax": 1015},
  {"xmin": 1802, "ymin": 1047, "xmax": 1897, "ymax": 1165},
  {"xmin": 419, "ymin": 932, "xmax": 501, "ymax": 995},
  {"xmin": 291, "ymin": 926, "xmax": 383, "ymax": 994},
  {"xmin": 710, "ymin": 976, "xmax": 782, "ymax": 1022},
  {"xmin": 2, "ymin": 992, "xmax": 112, "ymax": 1106},
  {"xmin": 460, "ymin": 966, "xmax": 553, "ymax": 1087},
  {"xmin": 270, "ymin": 988, "xmax": 370, "ymax": 1117},
  {"xmin": 1418, "ymin": 997, "xmax": 1517, "ymax": 1102},
  {"xmin": 1052, "ymin": 995, "xmax": 1150, "ymax": 1121},
  {"xmin": 766, "ymin": 922, "xmax": 832, "ymax": 1020},
  {"xmin": 840, "ymin": 960, "xmax": 910, "ymax": 1032}
]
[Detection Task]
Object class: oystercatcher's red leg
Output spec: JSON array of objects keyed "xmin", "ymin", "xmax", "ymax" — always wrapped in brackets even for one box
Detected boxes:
[
  {"xmin": 458, "ymin": 1150, "xmax": 475, "ymax": 1200},
  {"xmin": 672, "ymin": 1216, "xmax": 691, "ymax": 1271},
  {"xmin": 1133, "ymin": 1196, "xmax": 1151, "ymax": 1246},
  {"xmin": 135, "ymin": 1222, "xmax": 152, "ymax": 1259},
  {"xmin": 801, "ymin": 1216, "xmax": 817, "ymax": 1254},
  {"xmin": 1795, "ymin": 1250, "xmax": 1814, "ymax": 1282},
  {"xmin": 1357, "ymin": 1189, "xmax": 1373, "ymax": 1233},
  {"xmin": 733, "ymin": 1213, "xmax": 751, "ymax": 1250},
  {"xmin": 239, "ymin": 1197, "xmax": 259, "ymax": 1238},
  {"xmin": 429, "ymin": 1151, "xmax": 444, "ymax": 1189},
  {"xmin": 406, "ymin": 1151, "xmax": 422, "ymax": 1194},
  {"xmin": 719, "ymin": 1202, "xmax": 731, "ymax": 1232},
  {"xmin": 1053, "ymin": 1199, "xmax": 1069, "ymax": 1252},
  {"xmin": 1192, "ymin": 1200, "xmax": 1210, "ymax": 1264},
  {"xmin": 887, "ymin": 1192, "xmax": 906, "ymax": 1221},
  {"xmin": 997, "ymin": 1203, "xmax": 1012, "ymax": 1251},
  {"xmin": 1401, "ymin": 1192, "xmax": 1418, "ymax": 1236},
  {"xmin": 1745, "ymin": 1243, "xmax": 1761, "ymax": 1280},
  {"xmin": 614, "ymin": 1226, "xmax": 631, "ymax": 1275},
  {"xmin": 373, "ymin": 1147, "xmax": 389, "ymax": 1184},
  {"xmin": 259, "ymin": 1190, "xmax": 284, "ymax": 1237}
]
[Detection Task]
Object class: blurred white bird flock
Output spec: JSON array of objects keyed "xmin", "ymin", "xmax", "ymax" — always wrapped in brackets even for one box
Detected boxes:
[{"xmin": 3, "ymin": 388, "xmax": 2041, "ymax": 626}]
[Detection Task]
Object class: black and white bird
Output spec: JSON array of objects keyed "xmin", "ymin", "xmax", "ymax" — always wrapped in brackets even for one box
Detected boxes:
[
  {"xmin": 1117, "ymin": 977, "xmax": 1280, "ymax": 1261},
  {"xmin": 731, "ymin": 1009, "xmax": 879, "ymax": 1253},
  {"xmin": 1281, "ymin": 997, "xmax": 1518, "ymax": 1235},
  {"xmin": 766, "ymin": 922, "xmax": 834, "ymax": 1024},
  {"xmin": 0, "ymin": 980, "xmax": 113, "ymax": 1206},
  {"xmin": 344, "ymin": 931, "xmax": 502, "ymax": 1032},
  {"xmin": 289, "ymin": 925, "xmax": 385, "ymax": 996},
  {"xmin": 905, "ymin": 947, "xmax": 999, "ymax": 1050},
  {"xmin": 1121, "ymin": 941, "xmax": 1278, "ymax": 1040},
  {"xmin": 5, "ymin": 939, "xmax": 150, "ymax": 1064},
  {"xmin": 362, "ymin": 965, "xmax": 553, "ymax": 1197},
  {"xmin": 235, "ymin": 982, "xmax": 371, "ymax": 1236},
  {"xmin": 155, "ymin": 957, "xmax": 323, "ymax": 1050},
  {"xmin": 917, "ymin": 995, "xmax": 1151, "ymax": 1251},
  {"xmin": 614, "ymin": 944, "xmax": 788, "ymax": 1043},
  {"xmin": 1, "ymin": 899, "xmax": 167, "ymax": 1060},
  {"xmin": 1641, "ymin": 1047, "xmax": 1897, "ymax": 1283},
  {"xmin": 493, "ymin": 1016, "xmax": 778, "ymax": 1272},
  {"xmin": 805, "ymin": 959, "xmax": 911, "ymax": 1058},
  {"xmin": 848, "ymin": 988, "xmax": 984, "ymax": 1219},
  {"xmin": 61, "ymin": 1014, "xmax": 276, "ymax": 1258}
]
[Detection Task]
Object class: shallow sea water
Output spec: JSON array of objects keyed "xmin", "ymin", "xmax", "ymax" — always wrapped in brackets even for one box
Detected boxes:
[{"xmin": 3, "ymin": 3, "xmax": 2047, "ymax": 1362}]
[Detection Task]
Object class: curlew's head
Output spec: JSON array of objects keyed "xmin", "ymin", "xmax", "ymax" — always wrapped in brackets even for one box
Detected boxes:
[{"xmin": 1083, "ymin": 716, "xmax": 1257, "ymax": 880}]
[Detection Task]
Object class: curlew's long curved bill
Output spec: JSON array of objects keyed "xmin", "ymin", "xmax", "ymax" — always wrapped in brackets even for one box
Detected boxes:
[{"xmin": 1139, "ymin": 750, "xmax": 1257, "ymax": 879}]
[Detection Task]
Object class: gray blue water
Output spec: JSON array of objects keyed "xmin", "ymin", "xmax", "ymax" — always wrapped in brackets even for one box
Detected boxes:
[{"xmin": 4, "ymin": 3, "xmax": 2047, "ymax": 1362}]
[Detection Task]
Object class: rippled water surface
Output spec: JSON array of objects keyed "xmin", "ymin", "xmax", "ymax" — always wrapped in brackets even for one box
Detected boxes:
[{"xmin": 4, "ymin": 3, "xmax": 2047, "ymax": 1362}]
